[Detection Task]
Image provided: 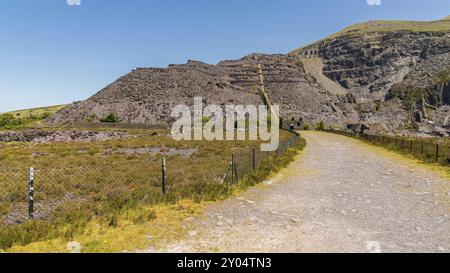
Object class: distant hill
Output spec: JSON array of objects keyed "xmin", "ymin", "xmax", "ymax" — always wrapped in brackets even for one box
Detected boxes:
[
  {"xmin": 4, "ymin": 104, "xmax": 68, "ymax": 118},
  {"xmin": 48, "ymin": 17, "xmax": 450, "ymax": 136},
  {"xmin": 1, "ymin": 105, "xmax": 68, "ymax": 130},
  {"xmin": 322, "ymin": 17, "xmax": 450, "ymax": 41}
]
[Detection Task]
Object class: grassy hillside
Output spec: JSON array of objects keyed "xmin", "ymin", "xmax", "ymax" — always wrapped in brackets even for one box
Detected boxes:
[
  {"xmin": 291, "ymin": 16, "xmax": 450, "ymax": 54},
  {"xmin": 4, "ymin": 105, "xmax": 67, "ymax": 119},
  {"xmin": 327, "ymin": 17, "xmax": 450, "ymax": 40},
  {"xmin": 0, "ymin": 105, "xmax": 67, "ymax": 130}
]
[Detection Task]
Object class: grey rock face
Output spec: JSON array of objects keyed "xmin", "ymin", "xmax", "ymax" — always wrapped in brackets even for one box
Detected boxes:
[
  {"xmin": 48, "ymin": 19, "xmax": 450, "ymax": 136},
  {"xmin": 0, "ymin": 130, "xmax": 129, "ymax": 143}
]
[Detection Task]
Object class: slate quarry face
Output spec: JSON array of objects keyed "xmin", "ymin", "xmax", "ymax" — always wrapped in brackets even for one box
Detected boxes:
[
  {"xmin": 46, "ymin": 54, "xmax": 360, "ymax": 129},
  {"xmin": 47, "ymin": 19, "xmax": 450, "ymax": 136}
]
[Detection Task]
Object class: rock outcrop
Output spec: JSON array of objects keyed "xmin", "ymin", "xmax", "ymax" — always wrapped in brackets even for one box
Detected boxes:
[
  {"xmin": 47, "ymin": 17, "xmax": 450, "ymax": 136},
  {"xmin": 0, "ymin": 130, "xmax": 129, "ymax": 143}
]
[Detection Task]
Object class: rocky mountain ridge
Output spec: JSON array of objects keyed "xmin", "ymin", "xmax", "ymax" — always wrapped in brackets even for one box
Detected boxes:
[{"xmin": 48, "ymin": 17, "xmax": 450, "ymax": 136}]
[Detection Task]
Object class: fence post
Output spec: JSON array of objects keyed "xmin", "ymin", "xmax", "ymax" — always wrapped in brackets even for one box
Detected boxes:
[
  {"xmin": 161, "ymin": 158, "xmax": 166, "ymax": 194},
  {"xmin": 421, "ymin": 141, "xmax": 424, "ymax": 154},
  {"xmin": 28, "ymin": 167, "xmax": 34, "ymax": 220},
  {"xmin": 436, "ymin": 144, "xmax": 439, "ymax": 162},
  {"xmin": 410, "ymin": 140, "xmax": 413, "ymax": 153},
  {"xmin": 232, "ymin": 154, "xmax": 238, "ymax": 184},
  {"xmin": 231, "ymin": 154, "xmax": 235, "ymax": 184},
  {"xmin": 252, "ymin": 148, "xmax": 256, "ymax": 170}
]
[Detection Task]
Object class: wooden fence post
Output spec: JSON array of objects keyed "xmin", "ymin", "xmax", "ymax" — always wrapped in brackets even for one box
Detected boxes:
[
  {"xmin": 161, "ymin": 158, "xmax": 166, "ymax": 194},
  {"xmin": 28, "ymin": 167, "xmax": 34, "ymax": 220}
]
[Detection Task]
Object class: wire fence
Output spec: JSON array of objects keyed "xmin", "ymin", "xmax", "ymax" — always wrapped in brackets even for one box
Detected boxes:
[
  {"xmin": 229, "ymin": 134, "xmax": 301, "ymax": 184},
  {"xmin": 0, "ymin": 133, "xmax": 301, "ymax": 227},
  {"xmin": 324, "ymin": 129, "xmax": 450, "ymax": 166}
]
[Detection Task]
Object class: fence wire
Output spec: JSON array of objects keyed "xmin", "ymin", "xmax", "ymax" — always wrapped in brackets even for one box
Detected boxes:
[
  {"xmin": 0, "ymin": 133, "xmax": 301, "ymax": 227},
  {"xmin": 324, "ymin": 129, "xmax": 450, "ymax": 165},
  {"xmin": 228, "ymin": 134, "xmax": 301, "ymax": 185}
]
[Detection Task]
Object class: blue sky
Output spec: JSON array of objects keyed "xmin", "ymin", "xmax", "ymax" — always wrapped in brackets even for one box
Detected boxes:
[{"xmin": 0, "ymin": 0, "xmax": 449, "ymax": 113}]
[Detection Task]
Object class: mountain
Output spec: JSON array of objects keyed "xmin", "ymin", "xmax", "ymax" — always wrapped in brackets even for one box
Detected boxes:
[{"xmin": 48, "ymin": 17, "xmax": 450, "ymax": 136}]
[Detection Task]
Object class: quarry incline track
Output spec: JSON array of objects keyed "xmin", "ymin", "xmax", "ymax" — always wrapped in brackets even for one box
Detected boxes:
[{"xmin": 151, "ymin": 132, "xmax": 450, "ymax": 253}]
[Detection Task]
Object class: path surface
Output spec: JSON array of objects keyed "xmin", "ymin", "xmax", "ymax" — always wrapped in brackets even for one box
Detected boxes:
[{"xmin": 153, "ymin": 132, "xmax": 450, "ymax": 253}]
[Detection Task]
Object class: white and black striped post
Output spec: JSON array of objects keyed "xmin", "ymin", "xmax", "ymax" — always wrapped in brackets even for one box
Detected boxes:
[
  {"xmin": 28, "ymin": 167, "xmax": 34, "ymax": 219},
  {"xmin": 161, "ymin": 158, "xmax": 166, "ymax": 194}
]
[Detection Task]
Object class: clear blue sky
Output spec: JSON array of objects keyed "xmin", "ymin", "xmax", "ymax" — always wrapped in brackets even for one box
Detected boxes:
[{"xmin": 1, "ymin": 0, "xmax": 449, "ymax": 113}]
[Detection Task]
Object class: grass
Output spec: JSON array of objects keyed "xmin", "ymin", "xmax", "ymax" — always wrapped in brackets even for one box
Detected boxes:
[
  {"xmin": 434, "ymin": 67, "xmax": 450, "ymax": 85},
  {"xmin": 326, "ymin": 130, "xmax": 450, "ymax": 166},
  {"xmin": 0, "ymin": 129, "xmax": 303, "ymax": 251},
  {"xmin": 326, "ymin": 18, "xmax": 450, "ymax": 39},
  {"xmin": 7, "ymin": 140, "xmax": 305, "ymax": 253},
  {"xmin": 3, "ymin": 105, "xmax": 67, "ymax": 118},
  {"xmin": 385, "ymin": 84, "xmax": 425, "ymax": 110},
  {"xmin": 0, "ymin": 105, "xmax": 67, "ymax": 130},
  {"xmin": 5, "ymin": 200, "xmax": 206, "ymax": 253},
  {"xmin": 290, "ymin": 16, "xmax": 450, "ymax": 54}
]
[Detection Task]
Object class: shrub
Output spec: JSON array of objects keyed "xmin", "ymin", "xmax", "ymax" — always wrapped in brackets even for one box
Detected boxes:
[
  {"xmin": 86, "ymin": 114, "xmax": 97, "ymax": 123},
  {"xmin": 0, "ymin": 114, "xmax": 24, "ymax": 128},
  {"xmin": 315, "ymin": 121, "xmax": 325, "ymax": 131},
  {"xmin": 100, "ymin": 113, "xmax": 119, "ymax": 123},
  {"xmin": 303, "ymin": 124, "xmax": 310, "ymax": 130},
  {"xmin": 201, "ymin": 116, "xmax": 211, "ymax": 124},
  {"xmin": 40, "ymin": 112, "xmax": 51, "ymax": 119}
]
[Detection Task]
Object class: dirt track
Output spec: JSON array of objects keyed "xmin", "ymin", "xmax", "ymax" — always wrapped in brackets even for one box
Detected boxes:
[{"xmin": 151, "ymin": 131, "xmax": 450, "ymax": 253}]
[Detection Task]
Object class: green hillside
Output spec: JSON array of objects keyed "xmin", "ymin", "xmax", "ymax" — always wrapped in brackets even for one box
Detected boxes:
[
  {"xmin": 0, "ymin": 104, "xmax": 67, "ymax": 130},
  {"xmin": 291, "ymin": 16, "xmax": 450, "ymax": 54},
  {"xmin": 326, "ymin": 17, "xmax": 450, "ymax": 40},
  {"xmin": 4, "ymin": 104, "xmax": 67, "ymax": 117}
]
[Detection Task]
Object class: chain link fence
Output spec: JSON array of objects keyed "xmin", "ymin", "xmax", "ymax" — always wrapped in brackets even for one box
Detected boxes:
[
  {"xmin": 0, "ymin": 133, "xmax": 301, "ymax": 229},
  {"xmin": 324, "ymin": 129, "xmax": 450, "ymax": 165},
  {"xmin": 227, "ymin": 134, "xmax": 301, "ymax": 184}
]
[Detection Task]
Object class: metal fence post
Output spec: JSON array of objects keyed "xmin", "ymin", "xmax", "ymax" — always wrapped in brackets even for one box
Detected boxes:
[
  {"xmin": 233, "ymin": 156, "xmax": 238, "ymax": 184},
  {"xmin": 28, "ymin": 167, "xmax": 34, "ymax": 220},
  {"xmin": 252, "ymin": 148, "xmax": 256, "ymax": 170},
  {"xmin": 161, "ymin": 158, "xmax": 166, "ymax": 194},
  {"xmin": 231, "ymin": 154, "xmax": 235, "ymax": 184},
  {"xmin": 436, "ymin": 144, "xmax": 439, "ymax": 162}
]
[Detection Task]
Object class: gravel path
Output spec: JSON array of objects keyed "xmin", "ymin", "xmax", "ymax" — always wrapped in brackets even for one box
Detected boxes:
[{"xmin": 154, "ymin": 132, "xmax": 450, "ymax": 253}]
